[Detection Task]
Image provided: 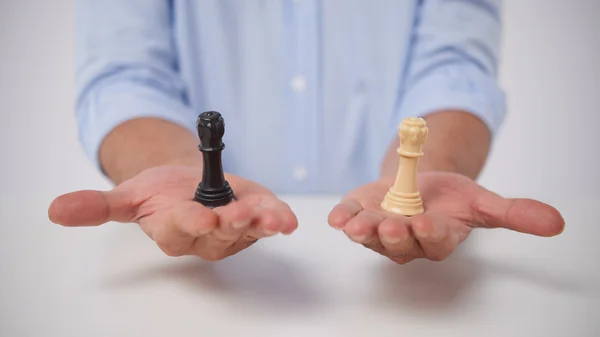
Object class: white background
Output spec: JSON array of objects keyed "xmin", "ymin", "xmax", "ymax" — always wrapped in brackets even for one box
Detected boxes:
[
  {"xmin": 1, "ymin": 1, "xmax": 599, "ymax": 335},
  {"xmin": 1, "ymin": 0, "xmax": 598, "ymax": 201},
  {"xmin": 483, "ymin": 0, "xmax": 600, "ymax": 201}
]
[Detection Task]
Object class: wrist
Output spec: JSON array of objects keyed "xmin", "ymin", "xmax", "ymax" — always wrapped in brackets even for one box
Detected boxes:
[
  {"xmin": 159, "ymin": 151, "xmax": 203, "ymax": 169},
  {"xmin": 381, "ymin": 110, "xmax": 490, "ymax": 180},
  {"xmin": 380, "ymin": 146, "xmax": 459, "ymax": 181},
  {"xmin": 99, "ymin": 118, "xmax": 203, "ymax": 184},
  {"xmin": 417, "ymin": 153, "xmax": 460, "ymax": 175},
  {"xmin": 103, "ymin": 152, "xmax": 203, "ymax": 185}
]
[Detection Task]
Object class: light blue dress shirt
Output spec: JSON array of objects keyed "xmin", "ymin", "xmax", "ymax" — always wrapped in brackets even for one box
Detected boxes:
[{"xmin": 75, "ymin": 0, "xmax": 506, "ymax": 194}]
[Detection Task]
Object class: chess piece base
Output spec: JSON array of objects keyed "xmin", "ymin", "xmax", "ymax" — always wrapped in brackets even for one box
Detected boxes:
[
  {"xmin": 194, "ymin": 181, "xmax": 236, "ymax": 208},
  {"xmin": 380, "ymin": 190, "xmax": 424, "ymax": 216}
]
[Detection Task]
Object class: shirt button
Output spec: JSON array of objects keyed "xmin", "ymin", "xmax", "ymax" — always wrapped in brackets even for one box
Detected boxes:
[
  {"xmin": 292, "ymin": 166, "xmax": 308, "ymax": 181},
  {"xmin": 290, "ymin": 75, "xmax": 307, "ymax": 92}
]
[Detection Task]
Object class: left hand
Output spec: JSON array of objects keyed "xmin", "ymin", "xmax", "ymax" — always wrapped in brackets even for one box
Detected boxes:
[{"xmin": 328, "ymin": 171, "xmax": 565, "ymax": 264}]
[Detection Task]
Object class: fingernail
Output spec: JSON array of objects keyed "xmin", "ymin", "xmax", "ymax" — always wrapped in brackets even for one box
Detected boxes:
[
  {"xmin": 232, "ymin": 220, "xmax": 249, "ymax": 229},
  {"xmin": 330, "ymin": 221, "xmax": 344, "ymax": 230},
  {"xmin": 353, "ymin": 233, "xmax": 368, "ymax": 242},
  {"xmin": 264, "ymin": 228, "xmax": 278, "ymax": 235},
  {"xmin": 383, "ymin": 235, "xmax": 401, "ymax": 244},
  {"xmin": 197, "ymin": 227, "xmax": 213, "ymax": 235},
  {"xmin": 282, "ymin": 229, "xmax": 295, "ymax": 235}
]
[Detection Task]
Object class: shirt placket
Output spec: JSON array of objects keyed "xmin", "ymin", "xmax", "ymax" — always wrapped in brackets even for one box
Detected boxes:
[{"xmin": 287, "ymin": 0, "xmax": 319, "ymax": 191}]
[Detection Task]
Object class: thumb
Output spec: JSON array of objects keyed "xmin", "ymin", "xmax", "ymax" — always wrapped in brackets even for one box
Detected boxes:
[
  {"xmin": 48, "ymin": 189, "xmax": 135, "ymax": 226},
  {"xmin": 472, "ymin": 190, "xmax": 566, "ymax": 237}
]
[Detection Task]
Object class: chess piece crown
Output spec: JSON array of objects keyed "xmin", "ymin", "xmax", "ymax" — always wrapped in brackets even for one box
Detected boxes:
[
  {"xmin": 197, "ymin": 110, "xmax": 225, "ymax": 151},
  {"xmin": 398, "ymin": 117, "xmax": 428, "ymax": 157}
]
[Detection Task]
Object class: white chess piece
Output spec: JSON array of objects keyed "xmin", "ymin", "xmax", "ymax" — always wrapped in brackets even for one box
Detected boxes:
[{"xmin": 380, "ymin": 117, "xmax": 428, "ymax": 216}]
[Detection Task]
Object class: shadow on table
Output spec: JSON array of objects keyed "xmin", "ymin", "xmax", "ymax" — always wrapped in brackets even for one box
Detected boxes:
[
  {"xmin": 99, "ymin": 231, "xmax": 597, "ymax": 315},
  {"xmin": 100, "ymin": 244, "xmax": 322, "ymax": 312},
  {"xmin": 374, "ymin": 242, "xmax": 597, "ymax": 314},
  {"xmin": 373, "ymin": 247, "xmax": 481, "ymax": 313}
]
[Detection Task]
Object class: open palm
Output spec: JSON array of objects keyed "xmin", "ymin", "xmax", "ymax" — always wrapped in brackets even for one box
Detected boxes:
[
  {"xmin": 328, "ymin": 171, "xmax": 565, "ymax": 264},
  {"xmin": 49, "ymin": 165, "xmax": 298, "ymax": 260}
]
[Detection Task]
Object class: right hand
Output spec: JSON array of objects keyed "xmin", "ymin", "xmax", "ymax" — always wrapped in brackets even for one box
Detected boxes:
[{"xmin": 47, "ymin": 165, "xmax": 298, "ymax": 261}]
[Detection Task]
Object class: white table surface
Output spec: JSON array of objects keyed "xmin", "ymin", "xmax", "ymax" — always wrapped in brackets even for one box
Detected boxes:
[{"xmin": 1, "ymin": 195, "xmax": 599, "ymax": 337}]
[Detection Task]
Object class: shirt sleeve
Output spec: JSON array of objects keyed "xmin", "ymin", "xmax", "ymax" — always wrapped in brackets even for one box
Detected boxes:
[
  {"xmin": 394, "ymin": 0, "xmax": 507, "ymax": 136},
  {"xmin": 75, "ymin": 0, "xmax": 197, "ymax": 169}
]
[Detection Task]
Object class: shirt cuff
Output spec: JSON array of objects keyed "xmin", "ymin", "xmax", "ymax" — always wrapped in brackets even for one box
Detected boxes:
[
  {"xmin": 77, "ymin": 81, "xmax": 198, "ymax": 170},
  {"xmin": 393, "ymin": 64, "xmax": 507, "ymax": 137}
]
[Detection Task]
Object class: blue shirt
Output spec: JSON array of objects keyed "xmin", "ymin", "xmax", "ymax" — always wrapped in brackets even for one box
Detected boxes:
[{"xmin": 75, "ymin": 0, "xmax": 506, "ymax": 194}]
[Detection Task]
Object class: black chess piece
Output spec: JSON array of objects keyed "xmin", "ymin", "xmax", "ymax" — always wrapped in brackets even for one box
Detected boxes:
[{"xmin": 193, "ymin": 111, "xmax": 236, "ymax": 208}]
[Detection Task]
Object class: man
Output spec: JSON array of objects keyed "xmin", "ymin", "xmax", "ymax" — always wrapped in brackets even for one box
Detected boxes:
[{"xmin": 48, "ymin": 0, "xmax": 565, "ymax": 263}]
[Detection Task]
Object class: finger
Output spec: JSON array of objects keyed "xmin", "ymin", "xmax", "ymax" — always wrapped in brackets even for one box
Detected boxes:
[
  {"xmin": 239, "ymin": 209, "xmax": 279, "ymax": 242},
  {"xmin": 214, "ymin": 200, "xmax": 254, "ymax": 233},
  {"xmin": 153, "ymin": 201, "xmax": 218, "ymax": 257},
  {"xmin": 411, "ymin": 213, "xmax": 458, "ymax": 261},
  {"xmin": 328, "ymin": 199, "xmax": 363, "ymax": 229},
  {"xmin": 254, "ymin": 197, "xmax": 298, "ymax": 236},
  {"xmin": 205, "ymin": 201, "xmax": 254, "ymax": 250},
  {"xmin": 48, "ymin": 190, "xmax": 135, "ymax": 226},
  {"xmin": 170, "ymin": 201, "xmax": 219, "ymax": 236},
  {"xmin": 251, "ymin": 207, "xmax": 285, "ymax": 237},
  {"xmin": 472, "ymin": 191, "xmax": 566, "ymax": 236},
  {"xmin": 343, "ymin": 210, "xmax": 384, "ymax": 244},
  {"xmin": 377, "ymin": 216, "xmax": 416, "ymax": 259},
  {"xmin": 193, "ymin": 200, "xmax": 280, "ymax": 260},
  {"xmin": 224, "ymin": 237, "xmax": 262, "ymax": 258}
]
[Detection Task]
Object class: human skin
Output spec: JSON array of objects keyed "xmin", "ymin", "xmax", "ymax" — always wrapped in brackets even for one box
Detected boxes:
[
  {"xmin": 48, "ymin": 111, "xmax": 565, "ymax": 263},
  {"xmin": 328, "ymin": 110, "xmax": 565, "ymax": 264},
  {"xmin": 48, "ymin": 118, "xmax": 298, "ymax": 260}
]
